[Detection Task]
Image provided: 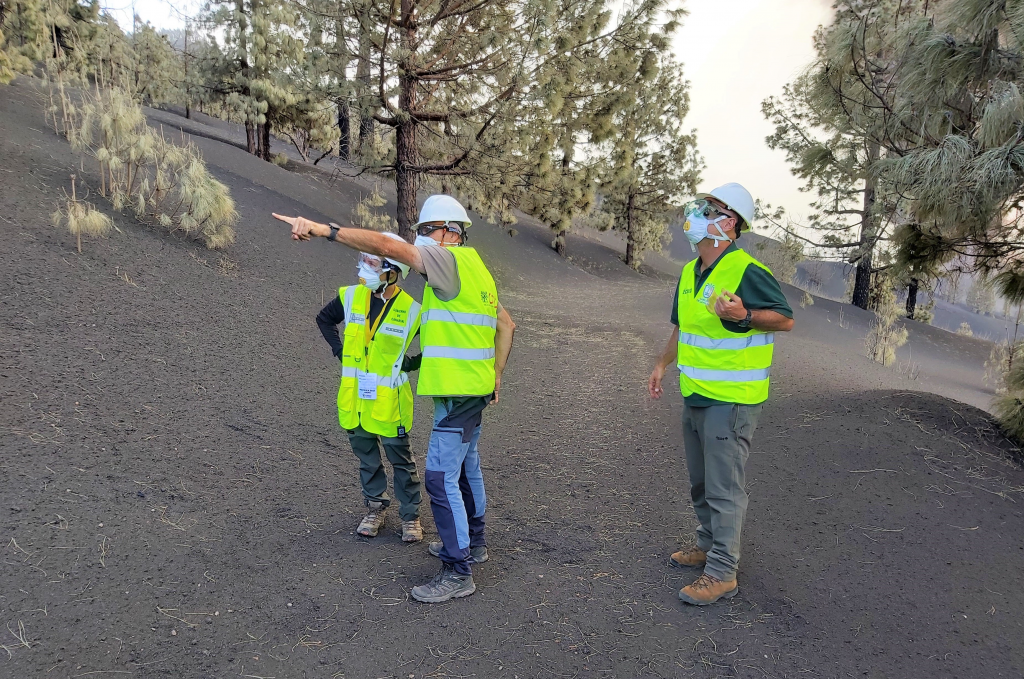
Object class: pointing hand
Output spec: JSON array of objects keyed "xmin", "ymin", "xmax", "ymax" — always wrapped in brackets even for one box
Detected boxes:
[{"xmin": 272, "ymin": 213, "xmax": 328, "ymax": 241}]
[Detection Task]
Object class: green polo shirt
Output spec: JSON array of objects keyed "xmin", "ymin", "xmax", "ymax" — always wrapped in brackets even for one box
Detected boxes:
[{"xmin": 670, "ymin": 242, "xmax": 793, "ymax": 407}]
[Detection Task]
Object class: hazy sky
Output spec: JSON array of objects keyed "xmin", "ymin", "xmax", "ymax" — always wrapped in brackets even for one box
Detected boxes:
[{"xmin": 103, "ymin": 0, "xmax": 834, "ymax": 226}]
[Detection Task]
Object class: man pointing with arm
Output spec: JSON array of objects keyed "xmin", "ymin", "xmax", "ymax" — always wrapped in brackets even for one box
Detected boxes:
[
  {"xmin": 275, "ymin": 195, "xmax": 515, "ymax": 604},
  {"xmin": 648, "ymin": 183, "xmax": 794, "ymax": 606}
]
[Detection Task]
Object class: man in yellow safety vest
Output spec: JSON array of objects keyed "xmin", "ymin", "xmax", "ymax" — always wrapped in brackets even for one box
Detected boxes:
[
  {"xmin": 315, "ymin": 232, "xmax": 424, "ymax": 543},
  {"xmin": 274, "ymin": 195, "xmax": 516, "ymax": 604},
  {"xmin": 648, "ymin": 183, "xmax": 795, "ymax": 606}
]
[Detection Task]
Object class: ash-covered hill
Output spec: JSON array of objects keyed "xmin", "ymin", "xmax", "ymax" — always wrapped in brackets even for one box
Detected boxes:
[{"xmin": 2, "ymin": 77, "xmax": 1023, "ymax": 679}]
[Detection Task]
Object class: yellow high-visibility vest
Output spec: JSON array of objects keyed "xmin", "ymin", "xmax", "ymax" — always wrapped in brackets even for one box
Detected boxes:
[
  {"xmin": 676, "ymin": 248, "xmax": 775, "ymax": 404},
  {"xmin": 337, "ymin": 285, "xmax": 421, "ymax": 437},
  {"xmin": 417, "ymin": 247, "xmax": 498, "ymax": 397}
]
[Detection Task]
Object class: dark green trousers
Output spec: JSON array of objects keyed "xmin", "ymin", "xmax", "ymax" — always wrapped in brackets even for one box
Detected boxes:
[
  {"xmin": 682, "ymin": 402, "xmax": 762, "ymax": 582},
  {"xmin": 347, "ymin": 425, "xmax": 422, "ymax": 521}
]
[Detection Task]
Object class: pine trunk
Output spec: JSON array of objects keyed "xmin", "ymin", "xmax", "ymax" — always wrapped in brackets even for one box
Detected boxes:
[
  {"xmin": 851, "ymin": 144, "xmax": 879, "ymax": 310},
  {"xmin": 625, "ymin": 191, "xmax": 636, "ymax": 267},
  {"xmin": 356, "ymin": 17, "xmax": 374, "ymax": 151},
  {"xmin": 258, "ymin": 122, "xmax": 271, "ymax": 161},
  {"xmin": 338, "ymin": 99, "xmax": 350, "ymax": 161},
  {"xmin": 394, "ymin": 0, "xmax": 418, "ymax": 241},
  {"xmin": 906, "ymin": 278, "xmax": 919, "ymax": 319},
  {"xmin": 236, "ymin": 0, "xmax": 256, "ymax": 156}
]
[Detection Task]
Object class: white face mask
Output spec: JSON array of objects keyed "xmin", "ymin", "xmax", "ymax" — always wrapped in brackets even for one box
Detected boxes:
[
  {"xmin": 683, "ymin": 213, "xmax": 732, "ymax": 251},
  {"xmin": 358, "ymin": 263, "xmax": 385, "ymax": 292},
  {"xmin": 414, "ymin": 234, "xmax": 439, "ymax": 248}
]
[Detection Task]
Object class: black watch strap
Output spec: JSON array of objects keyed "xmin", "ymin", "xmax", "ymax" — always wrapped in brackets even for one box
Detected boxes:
[
  {"xmin": 739, "ymin": 308, "xmax": 752, "ymax": 327},
  {"xmin": 328, "ymin": 223, "xmax": 340, "ymax": 241}
]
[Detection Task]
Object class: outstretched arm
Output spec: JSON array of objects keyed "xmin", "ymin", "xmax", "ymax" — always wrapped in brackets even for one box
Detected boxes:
[
  {"xmin": 491, "ymin": 305, "xmax": 516, "ymax": 404},
  {"xmin": 272, "ymin": 213, "xmax": 426, "ymax": 274}
]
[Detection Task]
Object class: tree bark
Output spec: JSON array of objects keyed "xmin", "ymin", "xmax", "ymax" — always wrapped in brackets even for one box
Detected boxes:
[
  {"xmin": 356, "ymin": 11, "xmax": 374, "ymax": 152},
  {"xmin": 338, "ymin": 99, "xmax": 350, "ymax": 161},
  {"xmin": 625, "ymin": 191, "xmax": 636, "ymax": 267},
  {"xmin": 851, "ymin": 143, "xmax": 879, "ymax": 310},
  {"xmin": 906, "ymin": 277, "xmax": 919, "ymax": 319},
  {"xmin": 394, "ymin": 0, "xmax": 418, "ymax": 241},
  {"xmin": 236, "ymin": 0, "xmax": 257, "ymax": 155},
  {"xmin": 258, "ymin": 122, "xmax": 271, "ymax": 161}
]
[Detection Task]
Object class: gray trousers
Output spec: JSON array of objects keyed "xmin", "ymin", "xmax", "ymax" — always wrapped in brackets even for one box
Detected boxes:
[
  {"xmin": 347, "ymin": 425, "xmax": 422, "ymax": 521},
  {"xmin": 682, "ymin": 402, "xmax": 762, "ymax": 581}
]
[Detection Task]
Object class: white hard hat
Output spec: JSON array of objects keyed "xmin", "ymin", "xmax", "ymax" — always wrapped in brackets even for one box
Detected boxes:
[
  {"xmin": 373, "ymin": 232, "xmax": 411, "ymax": 279},
  {"xmin": 414, "ymin": 194, "xmax": 472, "ymax": 229},
  {"xmin": 696, "ymin": 183, "xmax": 755, "ymax": 230}
]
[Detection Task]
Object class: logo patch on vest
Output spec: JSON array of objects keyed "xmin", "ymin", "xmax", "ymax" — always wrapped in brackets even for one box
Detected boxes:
[
  {"xmin": 378, "ymin": 324, "xmax": 405, "ymax": 337},
  {"xmin": 479, "ymin": 291, "xmax": 497, "ymax": 308},
  {"xmin": 349, "ymin": 313, "xmax": 366, "ymax": 325},
  {"xmin": 699, "ymin": 283, "xmax": 715, "ymax": 304}
]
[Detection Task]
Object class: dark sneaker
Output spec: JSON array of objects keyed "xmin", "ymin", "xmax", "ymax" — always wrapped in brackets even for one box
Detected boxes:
[
  {"xmin": 428, "ymin": 541, "xmax": 489, "ymax": 564},
  {"xmin": 356, "ymin": 502, "xmax": 387, "ymax": 537},
  {"xmin": 410, "ymin": 563, "xmax": 476, "ymax": 603}
]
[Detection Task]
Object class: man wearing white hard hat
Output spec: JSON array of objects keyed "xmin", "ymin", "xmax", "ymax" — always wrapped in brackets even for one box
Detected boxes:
[
  {"xmin": 647, "ymin": 183, "xmax": 794, "ymax": 606},
  {"xmin": 274, "ymin": 195, "xmax": 516, "ymax": 604},
  {"xmin": 316, "ymin": 232, "xmax": 424, "ymax": 543}
]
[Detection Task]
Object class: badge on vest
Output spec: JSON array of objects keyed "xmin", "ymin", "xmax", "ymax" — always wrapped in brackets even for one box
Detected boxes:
[
  {"xmin": 700, "ymin": 283, "xmax": 721, "ymax": 314},
  {"xmin": 377, "ymin": 324, "xmax": 405, "ymax": 338},
  {"xmin": 357, "ymin": 372, "xmax": 377, "ymax": 400},
  {"xmin": 349, "ymin": 313, "xmax": 366, "ymax": 325}
]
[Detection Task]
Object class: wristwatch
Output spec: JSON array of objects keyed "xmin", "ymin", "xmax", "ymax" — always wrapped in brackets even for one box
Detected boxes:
[
  {"xmin": 737, "ymin": 309, "xmax": 752, "ymax": 328},
  {"xmin": 328, "ymin": 222, "xmax": 340, "ymax": 242}
]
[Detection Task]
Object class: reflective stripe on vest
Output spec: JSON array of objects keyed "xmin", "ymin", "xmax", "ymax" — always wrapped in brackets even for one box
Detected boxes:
[
  {"xmin": 421, "ymin": 346, "xmax": 496, "ymax": 360},
  {"xmin": 678, "ymin": 365, "xmax": 771, "ymax": 382},
  {"xmin": 676, "ymin": 248, "xmax": 776, "ymax": 404},
  {"xmin": 678, "ymin": 332, "xmax": 775, "ymax": 350},
  {"xmin": 421, "ymin": 309, "xmax": 498, "ymax": 328},
  {"xmin": 337, "ymin": 285, "xmax": 421, "ymax": 437},
  {"xmin": 417, "ymin": 247, "xmax": 498, "ymax": 397}
]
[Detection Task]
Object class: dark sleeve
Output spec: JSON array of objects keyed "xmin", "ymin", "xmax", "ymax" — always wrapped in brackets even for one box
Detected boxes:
[
  {"xmin": 670, "ymin": 278, "xmax": 681, "ymax": 326},
  {"xmin": 316, "ymin": 295, "xmax": 346, "ymax": 359},
  {"xmin": 401, "ymin": 329, "xmax": 421, "ymax": 372},
  {"xmin": 720, "ymin": 265, "xmax": 794, "ymax": 333}
]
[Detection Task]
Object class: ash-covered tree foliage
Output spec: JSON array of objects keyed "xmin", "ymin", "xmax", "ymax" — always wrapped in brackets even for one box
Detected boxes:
[
  {"xmin": 64, "ymin": 86, "xmax": 237, "ymax": 248},
  {"xmin": 761, "ymin": 1, "xmax": 940, "ymax": 310},
  {"xmin": 597, "ymin": 54, "xmax": 701, "ymax": 269},
  {"xmin": 289, "ymin": 0, "xmax": 682, "ymax": 243}
]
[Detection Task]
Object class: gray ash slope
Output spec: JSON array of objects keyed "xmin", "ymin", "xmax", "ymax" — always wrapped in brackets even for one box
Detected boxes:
[{"xmin": 2, "ymin": 78, "xmax": 1023, "ymax": 679}]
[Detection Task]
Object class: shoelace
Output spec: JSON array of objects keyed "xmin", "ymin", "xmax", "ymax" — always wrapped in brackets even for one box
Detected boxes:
[{"xmin": 691, "ymin": 573, "xmax": 720, "ymax": 591}]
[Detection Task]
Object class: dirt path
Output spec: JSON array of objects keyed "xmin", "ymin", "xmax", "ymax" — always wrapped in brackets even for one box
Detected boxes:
[{"xmin": 2, "ymin": 79, "xmax": 1024, "ymax": 679}]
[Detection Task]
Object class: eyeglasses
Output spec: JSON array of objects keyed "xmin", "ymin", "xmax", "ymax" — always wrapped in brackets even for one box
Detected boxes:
[
  {"xmin": 359, "ymin": 253, "xmax": 394, "ymax": 273},
  {"xmin": 683, "ymin": 199, "xmax": 731, "ymax": 220},
  {"xmin": 416, "ymin": 222, "xmax": 464, "ymax": 237}
]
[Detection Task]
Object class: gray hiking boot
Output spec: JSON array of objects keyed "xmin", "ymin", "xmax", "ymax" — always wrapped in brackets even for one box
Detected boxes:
[
  {"xmin": 410, "ymin": 563, "xmax": 476, "ymax": 603},
  {"xmin": 428, "ymin": 541, "xmax": 488, "ymax": 564},
  {"xmin": 356, "ymin": 502, "xmax": 387, "ymax": 537}
]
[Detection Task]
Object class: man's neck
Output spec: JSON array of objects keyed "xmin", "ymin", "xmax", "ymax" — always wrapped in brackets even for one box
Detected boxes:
[
  {"xmin": 696, "ymin": 238, "xmax": 732, "ymax": 270},
  {"xmin": 375, "ymin": 283, "xmax": 399, "ymax": 300}
]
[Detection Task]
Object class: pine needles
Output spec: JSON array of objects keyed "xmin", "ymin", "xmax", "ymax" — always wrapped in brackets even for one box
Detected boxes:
[
  {"xmin": 865, "ymin": 286, "xmax": 909, "ymax": 367},
  {"xmin": 50, "ymin": 175, "xmax": 112, "ymax": 253},
  {"xmin": 61, "ymin": 85, "xmax": 237, "ymax": 249}
]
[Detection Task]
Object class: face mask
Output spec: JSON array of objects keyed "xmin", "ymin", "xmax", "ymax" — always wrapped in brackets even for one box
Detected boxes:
[
  {"xmin": 414, "ymin": 234, "xmax": 437, "ymax": 248},
  {"xmin": 682, "ymin": 213, "xmax": 732, "ymax": 251},
  {"xmin": 358, "ymin": 263, "xmax": 385, "ymax": 292}
]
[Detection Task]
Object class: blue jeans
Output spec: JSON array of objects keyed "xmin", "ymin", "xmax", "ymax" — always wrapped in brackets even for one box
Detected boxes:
[{"xmin": 424, "ymin": 398, "xmax": 487, "ymax": 576}]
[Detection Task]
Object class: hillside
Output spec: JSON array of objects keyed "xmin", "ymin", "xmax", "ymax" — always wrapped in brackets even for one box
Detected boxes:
[{"xmin": 2, "ymin": 78, "xmax": 1024, "ymax": 679}]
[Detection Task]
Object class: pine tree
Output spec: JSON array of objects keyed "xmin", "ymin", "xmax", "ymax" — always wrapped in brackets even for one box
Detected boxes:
[
  {"xmin": 761, "ymin": 1, "xmax": 935, "ymax": 309},
  {"xmin": 598, "ymin": 55, "xmax": 701, "ymax": 268}
]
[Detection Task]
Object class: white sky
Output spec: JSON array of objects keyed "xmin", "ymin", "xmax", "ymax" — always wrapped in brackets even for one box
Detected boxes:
[
  {"xmin": 104, "ymin": 0, "xmax": 834, "ymax": 226},
  {"xmin": 671, "ymin": 0, "xmax": 834, "ymax": 227}
]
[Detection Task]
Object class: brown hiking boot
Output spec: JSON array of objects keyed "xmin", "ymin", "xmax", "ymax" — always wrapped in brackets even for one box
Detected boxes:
[
  {"xmin": 669, "ymin": 545, "xmax": 707, "ymax": 568},
  {"xmin": 401, "ymin": 519, "xmax": 423, "ymax": 543},
  {"xmin": 678, "ymin": 573, "xmax": 738, "ymax": 606},
  {"xmin": 356, "ymin": 502, "xmax": 387, "ymax": 537}
]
